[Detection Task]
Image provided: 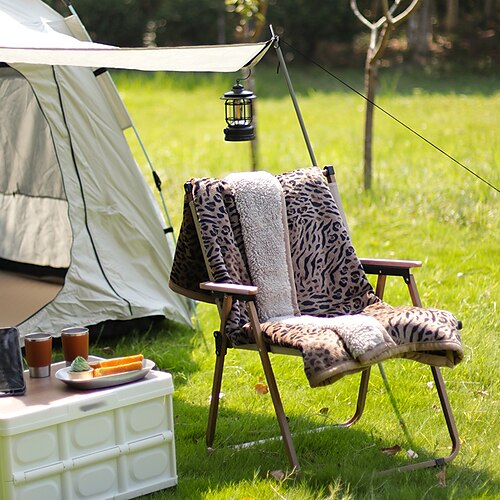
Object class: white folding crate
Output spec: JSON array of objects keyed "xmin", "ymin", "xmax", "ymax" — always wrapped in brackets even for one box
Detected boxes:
[{"xmin": 0, "ymin": 361, "xmax": 176, "ymax": 500}]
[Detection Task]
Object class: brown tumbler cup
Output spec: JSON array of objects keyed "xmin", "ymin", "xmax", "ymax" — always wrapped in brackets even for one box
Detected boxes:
[
  {"xmin": 61, "ymin": 327, "xmax": 89, "ymax": 366},
  {"xmin": 24, "ymin": 332, "xmax": 53, "ymax": 378}
]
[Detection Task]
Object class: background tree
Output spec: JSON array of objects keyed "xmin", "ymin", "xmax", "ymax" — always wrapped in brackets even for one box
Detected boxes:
[
  {"xmin": 265, "ymin": 1, "xmax": 357, "ymax": 59},
  {"xmin": 350, "ymin": 0, "xmax": 422, "ymax": 191},
  {"xmin": 147, "ymin": 0, "xmax": 221, "ymax": 47},
  {"xmin": 445, "ymin": 0, "xmax": 459, "ymax": 33},
  {"xmin": 407, "ymin": 0, "xmax": 432, "ymax": 62},
  {"xmin": 46, "ymin": 0, "xmax": 161, "ymax": 46},
  {"xmin": 43, "ymin": 1, "xmax": 498, "ymax": 70}
]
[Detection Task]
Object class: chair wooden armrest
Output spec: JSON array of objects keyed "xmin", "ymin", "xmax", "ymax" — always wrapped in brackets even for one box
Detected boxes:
[
  {"xmin": 360, "ymin": 258, "xmax": 423, "ymax": 305},
  {"xmin": 360, "ymin": 258, "xmax": 422, "ymax": 278},
  {"xmin": 200, "ymin": 281, "xmax": 258, "ymax": 301}
]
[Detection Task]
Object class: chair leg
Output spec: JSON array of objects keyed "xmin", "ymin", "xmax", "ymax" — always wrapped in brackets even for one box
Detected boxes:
[
  {"xmin": 206, "ymin": 295, "xmax": 233, "ymax": 449},
  {"xmin": 373, "ymin": 270, "xmax": 460, "ymax": 474},
  {"xmin": 379, "ymin": 365, "xmax": 460, "ymax": 475},
  {"xmin": 337, "ymin": 367, "xmax": 371, "ymax": 427},
  {"xmin": 431, "ymin": 366, "xmax": 460, "ymax": 461},
  {"xmin": 206, "ymin": 332, "xmax": 227, "ymax": 448},
  {"xmin": 246, "ymin": 302, "xmax": 300, "ymax": 472}
]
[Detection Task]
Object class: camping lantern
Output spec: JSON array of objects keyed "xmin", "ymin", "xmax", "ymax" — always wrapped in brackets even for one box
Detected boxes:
[{"xmin": 221, "ymin": 81, "xmax": 256, "ymax": 141}]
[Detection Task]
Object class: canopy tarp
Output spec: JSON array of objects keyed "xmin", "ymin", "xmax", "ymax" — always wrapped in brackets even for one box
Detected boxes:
[
  {"xmin": 0, "ymin": 4, "xmax": 272, "ymax": 72},
  {"xmin": 0, "ymin": 42, "xmax": 272, "ymax": 72}
]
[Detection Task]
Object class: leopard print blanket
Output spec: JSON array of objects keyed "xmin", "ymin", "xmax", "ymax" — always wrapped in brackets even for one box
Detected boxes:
[{"xmin": 170, "ymin": 167, "xmax": 463, "ymax": 387}]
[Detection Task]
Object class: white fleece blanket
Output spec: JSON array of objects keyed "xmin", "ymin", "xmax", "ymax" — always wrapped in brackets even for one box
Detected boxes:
[
  {"xmin": 225, "ymin": 171, "xmax": 299, "ymax": 321},
  {"xmin": 225, "ymin": 171, "xmax": 386, "ymax": 360}
]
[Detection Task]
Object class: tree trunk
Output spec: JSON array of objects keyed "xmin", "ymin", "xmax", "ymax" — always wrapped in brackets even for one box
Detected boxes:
[
  {"xmin": 363, "ymin": 59, "xmax": 378, "ymax": 191},
  {"xmin": 445, "ymin": 0, "xmax": 459, "ymax": 33},
  {"xmin": 484, "ymin": 0, "xmax": 494, "ymax": 20},
  {"xmin": 248, "ymin": 72, "xmax": 258, "ymax": 171},
  {"xmin": 407, "ymin": 0, "xmax": 433, "ymax": 62},
  {"xmin": 352, "ymin": 0, "xmax": 424, "ymax": 191},
  {"xmin": 217, "ymin": 4, "xmax": 226, "ymax": 44},
  {"xmin": 242, "ymin": 20, "xmax": 259, "ymax": 171}
]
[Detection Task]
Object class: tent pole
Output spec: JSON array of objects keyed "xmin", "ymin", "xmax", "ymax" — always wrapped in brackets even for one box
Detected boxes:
[
  {"xmin": 129, "ymin": 123, "xmax": 176, "ymax": 242},
  {"xmin": 272, "ymin": 28, "xmax": 352, "ymax": 230},
  {"xmin": 270, "ymin": 27, "xmax": 317, "ymax": 167}
]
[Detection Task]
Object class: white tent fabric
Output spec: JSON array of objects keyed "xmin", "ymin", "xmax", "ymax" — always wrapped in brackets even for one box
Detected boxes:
[
  {"xmin": 0, "ymin": 1, "xmax": 272, "ymax": 72},
  {"xmin": 0, "ymin": 0, "xmax": 272, "ymax": 337},
  {"xmin": 0, "ymin": 61, "xmax": 194, "ymax": 336}
]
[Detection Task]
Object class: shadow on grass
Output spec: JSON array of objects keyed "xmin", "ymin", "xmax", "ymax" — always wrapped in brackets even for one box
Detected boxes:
[
  {"xmin": 254, "ymin": 52, "xmax": 499, "ymax": 99},
  {"xmin": 62, "ymin": 316, "xmax": 497, "ymax": 497},
  {"xmin": 141, "ymin": 396, "xmax": 499, "ymax": 499}
]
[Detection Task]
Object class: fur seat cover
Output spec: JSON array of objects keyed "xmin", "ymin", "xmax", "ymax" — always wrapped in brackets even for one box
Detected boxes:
[{"xmin": 170, "ymin": 167, "xmax": 463, "ymax": 387}]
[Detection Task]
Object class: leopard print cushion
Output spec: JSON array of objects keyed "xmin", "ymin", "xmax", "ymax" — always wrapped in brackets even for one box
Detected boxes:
[{"xmin": 170, "ymin": 167, "xmax": 463, "ymax": 386}]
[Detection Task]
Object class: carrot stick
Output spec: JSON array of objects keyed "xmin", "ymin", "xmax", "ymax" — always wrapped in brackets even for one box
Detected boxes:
[
  {"xmin": 93, "ymin": 360, "xmax": 144, "ymax": 377},
  {"xmin": 91, "ymin": 354, "xmax": 143, "ymax": 369}
]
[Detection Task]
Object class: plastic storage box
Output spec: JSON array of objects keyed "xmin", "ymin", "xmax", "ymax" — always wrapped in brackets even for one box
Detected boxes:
[{"xmin": 0, "ymin": 361, "xmax": 176, "ymax": 500}]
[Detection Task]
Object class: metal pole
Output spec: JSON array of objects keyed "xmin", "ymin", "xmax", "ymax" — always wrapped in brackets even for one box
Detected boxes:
[{"xmin": 270, "ymin": 27, "xmax": 317, "ymax": 167}]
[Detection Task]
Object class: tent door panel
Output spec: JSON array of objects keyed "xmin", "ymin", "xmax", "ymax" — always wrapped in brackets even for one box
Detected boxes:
[{"xmin": 0, "ymin": 269, "xmax": 63, "ymax": 327}]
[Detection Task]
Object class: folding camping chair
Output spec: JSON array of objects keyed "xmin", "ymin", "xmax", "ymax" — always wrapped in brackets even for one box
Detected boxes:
[{"xmin": 169, "ymin": 165, "xmax": 463, "ymax": 474}]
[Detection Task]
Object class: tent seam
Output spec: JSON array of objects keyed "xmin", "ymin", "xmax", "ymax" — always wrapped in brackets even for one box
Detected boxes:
[{"xmin": 51, "ymin": 65, "xmax": 133, "ymax": 316}]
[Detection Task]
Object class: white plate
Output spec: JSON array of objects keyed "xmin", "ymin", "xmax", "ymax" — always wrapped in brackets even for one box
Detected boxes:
[{"xmin": 55, "ymin": 359, "xmax": 155, "ymax": 390}]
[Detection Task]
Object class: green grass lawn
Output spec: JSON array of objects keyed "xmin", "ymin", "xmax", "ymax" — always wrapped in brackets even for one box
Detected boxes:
[{"xmin": 87, "ymin": 63, "xmax": 498, "ymax": 498}]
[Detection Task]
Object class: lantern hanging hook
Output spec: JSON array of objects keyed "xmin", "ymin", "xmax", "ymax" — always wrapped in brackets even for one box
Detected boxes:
[{"xmin": 236, "ymin": 69, "xmax": 252, "ymax": 85}]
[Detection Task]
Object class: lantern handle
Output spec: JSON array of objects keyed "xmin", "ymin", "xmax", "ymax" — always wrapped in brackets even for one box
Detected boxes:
[{"xmin": 236, "ymin": 69, "xmax": 252, "ymax": 85}]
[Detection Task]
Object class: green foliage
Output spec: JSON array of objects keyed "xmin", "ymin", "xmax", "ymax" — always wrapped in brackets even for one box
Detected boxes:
[
  {"xmin": 225, "ymin": 0, "xmax": 268, "ymax": 41},
  {"xmin": 151, "ymin": 0, "xmax": 223, "ymax": 47},
  {"xmin": 46, "ymin": 0, "xmax": 356, "ymax": 49},
  {"xmin": 67, "ymin": 65, "xmax": 499, "ymax": 498},
  {"xmin": 42, "ymin": 0, "xmax": 499, "ymax": 69},
  {"xmin": 226, "ymin": 0, "xmax": 263, "ymax": 19},
  {"xmin": 45, "ymin": 0, "xmax": 160, "ymax": 46},
  {"xmin": 267, "ymin": 0, "xmax": 358, "ymax": 55}
]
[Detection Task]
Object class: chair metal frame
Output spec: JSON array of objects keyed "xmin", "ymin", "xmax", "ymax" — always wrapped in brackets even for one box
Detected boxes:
[
  {"xmin": 185, "ymin": 34, "xmax": 460, "ymax": 471},
  {"xmin": 185, "ymin": 170, "xmax": 460, "ymax": 475}
]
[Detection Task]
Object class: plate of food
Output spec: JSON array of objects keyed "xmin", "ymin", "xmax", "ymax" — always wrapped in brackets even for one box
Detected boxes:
[{"xmin": 55, "ymin": 354, "xmax": 155, "ymax": 389}]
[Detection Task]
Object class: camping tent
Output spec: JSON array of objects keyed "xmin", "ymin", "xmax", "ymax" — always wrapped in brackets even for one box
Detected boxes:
[{"xmin": 0, "ymin": 0, "xmax": 271, "ymax": 339}]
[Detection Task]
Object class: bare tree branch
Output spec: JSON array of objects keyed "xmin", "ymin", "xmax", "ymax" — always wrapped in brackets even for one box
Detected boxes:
[
  {"xmin": 360, "ymin": 0, "xmax": 424, "ymax": 67},
  {"xmin": 392, "ymin": 0, "xmax": 422, "ymax": 26},
  {"xmin": 371, "ymin": 23, "xmax": 394, "ymax": 63},
  {"xmin": 350, "ymin": 0, "xmax": 375, "ymax": 29},
  {"xmin": 370, "ymin": 0, "xmax": 403, "ymax": 29},
  {"xmin": 381, "ymin": 0, "xmax": 403, "ymax": 19}
]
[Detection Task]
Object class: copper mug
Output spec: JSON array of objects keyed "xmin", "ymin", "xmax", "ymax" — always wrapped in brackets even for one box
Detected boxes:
[
  {"xmin": 61, "ymin": 327, "xmax": 89, "ymax": 366},
  {"xmin": 24, "ymin": 332, "xmax": 53, "ymax": 377}
]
